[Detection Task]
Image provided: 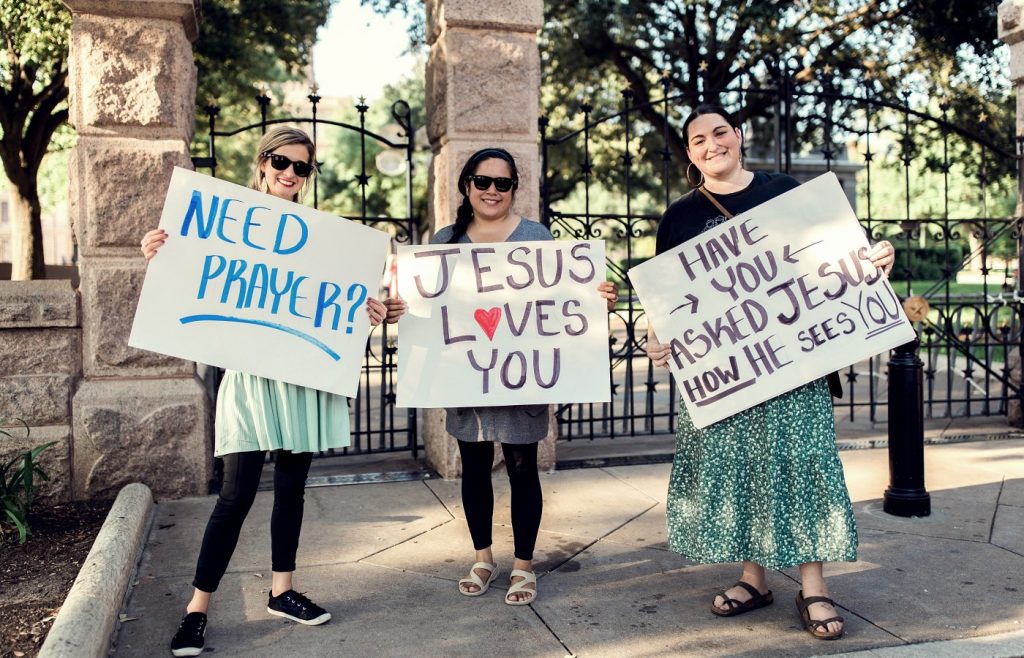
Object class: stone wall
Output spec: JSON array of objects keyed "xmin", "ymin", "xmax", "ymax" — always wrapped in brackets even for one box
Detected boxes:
[{"xmin": 0, "ymin": 281, "xmax": 79, "ymax": 503}]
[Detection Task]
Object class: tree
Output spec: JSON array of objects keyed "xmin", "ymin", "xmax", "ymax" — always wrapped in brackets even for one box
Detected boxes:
[
  {"xmin": 0, "ymin": 0, "xmax": 331, "ymax": 279},
  {"xmin": 0, "ymin": 0, "xmax": 70, "ymax": 279},
  {"xmin": 538, "ymin": 0, "xmax": 1010, "ymax": 201}
]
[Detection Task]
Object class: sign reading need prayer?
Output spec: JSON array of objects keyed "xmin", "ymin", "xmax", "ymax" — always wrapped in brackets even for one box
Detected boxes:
[
  {"xmin": 628, "ymin": 172, "xmax": 916, "ymax": 429},
  {"xmin": 129, "ymin": 167, "xmax": 390, "ymax": 397},
  {"xmin": 396, "ymin": 239, "xmax": 611, "ymax": 407}
]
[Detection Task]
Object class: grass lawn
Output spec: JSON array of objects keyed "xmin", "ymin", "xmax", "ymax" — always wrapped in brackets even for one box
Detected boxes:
[{"xmin": 891, "ymin": 279, "xmax": 1012, "ymax": 298}]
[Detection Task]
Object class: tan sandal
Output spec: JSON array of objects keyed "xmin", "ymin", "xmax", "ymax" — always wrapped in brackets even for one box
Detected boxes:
[
  {"xmin": 504, "ymin": 569, "xmax": 537, "ymax": 606},
  {"xmin": 458, "ymin": 561, "xmax": 499, "ymax": 597},
  {"xmin": 796, "ymin": 590, "xmax": 845, "ymax": 640}
]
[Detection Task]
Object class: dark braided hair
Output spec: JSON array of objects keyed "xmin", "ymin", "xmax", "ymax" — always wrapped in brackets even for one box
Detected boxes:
[{"xmin": 447, "ymin": 147, "xmax": 520, "ymax": 244}]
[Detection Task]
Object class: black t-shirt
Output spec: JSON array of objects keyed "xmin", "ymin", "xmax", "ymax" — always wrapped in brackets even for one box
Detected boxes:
[{"xmin": 655, "ymin": 171, "xmax": 800, "ymax": 255}]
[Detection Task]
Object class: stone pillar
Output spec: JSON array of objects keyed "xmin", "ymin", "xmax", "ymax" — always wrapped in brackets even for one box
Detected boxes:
[
  {"xmin": 1000, "ymin": 1, "xmax": 1024, "ymax": 427},
  {"xmin": 423, "ymin": 0, "xmax": 555, "ymax": 478},
  {"xmin": 65, "ymin": 0, "xmax": 211, "ymax": 498}
]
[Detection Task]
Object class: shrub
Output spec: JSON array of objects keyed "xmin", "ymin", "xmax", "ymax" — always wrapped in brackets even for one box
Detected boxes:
[{"xmin": 1, "ymin": 422, "xmax": 56, "ymax": 544}]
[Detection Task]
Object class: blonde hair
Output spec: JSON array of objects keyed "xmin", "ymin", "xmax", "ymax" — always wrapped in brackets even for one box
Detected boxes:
[{"xmin": 248, "ymin": 126, "xmax": 318, "ymax": 201}]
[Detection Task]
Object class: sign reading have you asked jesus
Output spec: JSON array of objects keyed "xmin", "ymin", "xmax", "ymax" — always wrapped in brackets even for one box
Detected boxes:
[
  {"xmin": 628, "ymin": 172, "xmax": 916, "ymax": 429},
  {"xmin": 129, "ymin": 167, "xmax": 390, "ymax": 397},
  {"xmin": 396, "ymin": 240, "xmax": 611, "ymax": 407}
]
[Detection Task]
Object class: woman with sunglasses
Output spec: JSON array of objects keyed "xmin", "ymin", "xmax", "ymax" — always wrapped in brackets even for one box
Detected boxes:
[
  {"xmin": 646, "ymin": 105, "xmax": 895, "ymax": 641},
  {"xmin": 141, "ymin": 126, "xmax": 388, "ymax": 656},
  {"xmin": 386, "ymin": 147, "xmax": 616, "ymax": 605}
]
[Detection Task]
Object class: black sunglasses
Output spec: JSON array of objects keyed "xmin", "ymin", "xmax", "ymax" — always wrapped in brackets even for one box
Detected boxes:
[
  {"xmin": 262, "ymin": 151, "xmax": 314, "ymax": 178},
  {"xmin": 468, "ymin": 175, "xmax": 515, "ymax": 193}
]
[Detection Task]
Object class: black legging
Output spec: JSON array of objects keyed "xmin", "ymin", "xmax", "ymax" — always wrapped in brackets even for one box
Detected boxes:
[
  {"xmin": 457, "ymin": 440, "xmax": 542, "ymax": 561},
  {"xmin": 192, "ymin": 450, "xmax": 313, "ymax": 593}
]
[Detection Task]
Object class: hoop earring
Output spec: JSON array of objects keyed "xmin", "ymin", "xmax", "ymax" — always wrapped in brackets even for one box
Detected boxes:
[{"xmin": 686, "ymin": 162, "xmax": 705, "ymax": 188}]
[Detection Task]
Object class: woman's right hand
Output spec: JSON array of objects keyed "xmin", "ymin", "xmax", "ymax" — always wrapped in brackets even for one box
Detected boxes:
[
  {"xmin": 141, "ymin": 229, "xmax": 167, "ymax": 260},
  {"xmin": 383, "ymin": 297, "xmax": 407, "ymax": 324},
  {"xmin": 645, "ymin": 334, "xmax": 672, "ymax": 369}
]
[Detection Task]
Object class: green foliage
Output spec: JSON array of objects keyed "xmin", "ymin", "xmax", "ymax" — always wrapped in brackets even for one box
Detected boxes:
[
  {"xmin": 890, "ymin": 244, "xmax": 965, "ymax": 281},
  {"xmin": 316, "ymin": 74, "xmax": 428, "ymax": 237},
  {"xmin": 194, "ymin": 1, "xmax": 331, "ymax": 111},
  {"xmin": 0, "ymin": 422, "xmax": 55, "ymax": 544}
]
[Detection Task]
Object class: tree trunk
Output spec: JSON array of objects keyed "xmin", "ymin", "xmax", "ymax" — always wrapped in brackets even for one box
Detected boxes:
[{"xmin": 9, "ymin": 182, "xmax": 45, "ymax": 280}]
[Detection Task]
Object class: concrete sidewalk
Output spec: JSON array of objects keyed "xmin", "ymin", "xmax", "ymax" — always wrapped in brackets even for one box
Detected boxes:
[{"xmin": 115, "ymin": 438, "xmax": 1024, "ymax": 657}]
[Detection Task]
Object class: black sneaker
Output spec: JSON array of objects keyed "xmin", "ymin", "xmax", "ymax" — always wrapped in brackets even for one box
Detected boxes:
[
  {"xmin": 169, "ymin": 611, "xmax": 206, "ymax": 657},
  {"xmin": 267, "ymin": 589, "xmax": 332, "ymax": 625}
]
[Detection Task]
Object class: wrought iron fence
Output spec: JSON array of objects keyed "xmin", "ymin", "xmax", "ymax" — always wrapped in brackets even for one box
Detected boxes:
[
  {"xmin": 541, "ymin": 61, "xmax": 1024, "ymax": 440},
  {"xmin": 192, "ymin": 91, "xmax": 421, "ymax": 456}
]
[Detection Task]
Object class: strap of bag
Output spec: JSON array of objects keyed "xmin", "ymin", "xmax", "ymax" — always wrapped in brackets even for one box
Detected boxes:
[{"xmin": 698, "ymin": 185, "xmax": 734, "ymax": 219}]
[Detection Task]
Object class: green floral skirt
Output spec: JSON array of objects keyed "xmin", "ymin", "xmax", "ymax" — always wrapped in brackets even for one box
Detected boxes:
[{"xmin": 666, "ymin": 378, "xmax": 858, "ymax": 570}]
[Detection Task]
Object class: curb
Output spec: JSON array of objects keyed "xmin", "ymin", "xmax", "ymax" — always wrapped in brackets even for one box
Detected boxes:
[
  {"xmin": 39, "ymin": 482, "xmax": 155, "ymax": 658},
  {"xmin": 819, "ymin": 627, "xmax": 1024, "ymax": 657}
]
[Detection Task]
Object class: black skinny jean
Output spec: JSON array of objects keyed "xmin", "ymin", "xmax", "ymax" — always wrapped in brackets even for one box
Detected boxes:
[
  {"xmin": 192, "ymin": 450, "xmax": 313, "ymax": 593},
  {"xmin": 457, "ymin": 440, "xmax": 542, "ymax": 561}
]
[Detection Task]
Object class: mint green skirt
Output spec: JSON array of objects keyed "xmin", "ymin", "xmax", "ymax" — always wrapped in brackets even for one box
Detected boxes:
[{"xmin": 214, "ymin": 371, "xmax": 351, "ymax": 457}]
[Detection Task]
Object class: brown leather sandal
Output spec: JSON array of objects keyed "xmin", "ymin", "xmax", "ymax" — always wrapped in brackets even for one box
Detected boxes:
[
  {"xmin": 709, "ymin": 581, "xmax": 774, "ymax": 617},
  {"xmin": 795, "ymin": 590, "xmax": 845, "ymax": 640}
]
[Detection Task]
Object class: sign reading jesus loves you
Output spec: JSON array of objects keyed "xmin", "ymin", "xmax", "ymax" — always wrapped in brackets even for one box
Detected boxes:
[
  {"xmin": 396, "ymin": 240, "xmax": 611, "ymax": 407},
  {"xmin": 129, "ymin": 167, "xmax": 390, "ymax": 397},
  {"xmin": 628, "ymin": 172, "xmax": 916, "ymax": 429}
]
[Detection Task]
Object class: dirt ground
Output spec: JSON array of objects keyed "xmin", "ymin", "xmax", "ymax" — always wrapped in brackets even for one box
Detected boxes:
[{"xmin": 0, "ymin": 500, "xmax": 112, "ymax": 658}]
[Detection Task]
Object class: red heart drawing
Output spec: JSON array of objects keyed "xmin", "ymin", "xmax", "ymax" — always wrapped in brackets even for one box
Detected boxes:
[{"xmin": 473, "ymin": 307, "xmax": 502, "ymax": 341}]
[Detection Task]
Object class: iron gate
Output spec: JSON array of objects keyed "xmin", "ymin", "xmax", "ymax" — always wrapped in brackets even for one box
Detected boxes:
[
  {"xmin": 192, "ymin": 91, "xmax": 420, "ymax": 456},
  {"xmin": 541, "ymin": 62, "xmax": 1024, "ymax": 440}
]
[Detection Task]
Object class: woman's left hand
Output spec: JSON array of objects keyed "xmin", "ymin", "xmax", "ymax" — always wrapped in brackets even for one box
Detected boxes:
[
  {"xmin": 365, "ymin": 297, "xmax": 387, "ymax": 326},
  {"xmin": 597, "ymin": 281, "xmax": 618, "ymax": 311},
  {"xmin": 869, "ymin": 240, "xmax": 895, "ymax": 277}
]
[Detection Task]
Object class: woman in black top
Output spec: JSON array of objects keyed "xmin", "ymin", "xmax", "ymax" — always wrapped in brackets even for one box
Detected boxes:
[{"xmin": 646, "ymin": 104, "xmax": 894, "ymax": 640}]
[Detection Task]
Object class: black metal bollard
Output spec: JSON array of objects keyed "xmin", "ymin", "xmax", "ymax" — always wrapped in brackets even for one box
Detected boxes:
[{"xmin": 883, "ymin": 338, "xmax": 931, "ymax": 516}]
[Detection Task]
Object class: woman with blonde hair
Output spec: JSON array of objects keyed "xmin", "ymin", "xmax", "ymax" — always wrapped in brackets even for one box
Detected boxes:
[{"xmin": 141, "ymin": 126, "xmax": 388, "ymax": 656}]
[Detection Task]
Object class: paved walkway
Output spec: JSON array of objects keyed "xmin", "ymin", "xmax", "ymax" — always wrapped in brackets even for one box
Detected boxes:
[{"xmin": 115, "ymin": 437, "xmax": 1024, "ymax": 657}]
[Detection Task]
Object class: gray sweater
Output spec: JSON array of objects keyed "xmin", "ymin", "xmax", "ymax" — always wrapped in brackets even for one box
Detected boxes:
[{"xmin": 431, "ymin": 218, "xmax": 552, "ymax": 444}]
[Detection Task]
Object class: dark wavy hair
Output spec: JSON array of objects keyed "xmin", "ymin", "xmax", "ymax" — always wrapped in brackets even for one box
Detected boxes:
[{"xmin": 447, "ymin": 147, "xmax": 520, "ymax": 244}]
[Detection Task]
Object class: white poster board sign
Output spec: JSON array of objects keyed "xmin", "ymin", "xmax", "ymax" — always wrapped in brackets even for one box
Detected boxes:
[
  {"xmin": 628, "ymin": 172, "xmax": 916, "ymax": 429},
  {"xmin": 129, "ymin": 167, "xmax": 390, "ymax": 397},
  {"xmin": 396, "ymin": 240, "xmax": 611, "ymax": 407}
]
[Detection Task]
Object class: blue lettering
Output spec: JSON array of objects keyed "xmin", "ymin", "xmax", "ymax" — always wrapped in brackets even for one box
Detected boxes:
[
  {"xmin": 314, "ymin": 282, "xmax": 342, "ymax": 330},
  {"xmin": 180, "ymin": 190, "xmax": 219, "ymax": 238},
  {"xmin": 244, "ymin": 262, "xmax": 270, "ymax": 309},
  {"xmin": 221, "ymin": 258, "xmax": 248, "ymax": 307},
  {"xmin": 215, "ymin": 198, "xmax": 240, "ymax": 244},
  {"xmin": 197, "ymin": 254, "xmax": 227, "ymax": 299},
  {"xmin": 289, "ymin": 275, "xmax": 311, "ymax": 318},
  {"xmin": 268, "ymin": 269, "xmax": 295, "ymax": 314},
  {"xmin": 273, "ymin": 213, "xmax": 308, "ymax": 255},
  {"xmin": 242, "ymin": 206, "xmax": 269, "ymax": 251}
]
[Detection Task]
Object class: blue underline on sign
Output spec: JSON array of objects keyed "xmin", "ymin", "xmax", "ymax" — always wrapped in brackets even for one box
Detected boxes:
[{"xmin": 178, "ymin": 314, "xmax": 341, "ymax": 361}]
